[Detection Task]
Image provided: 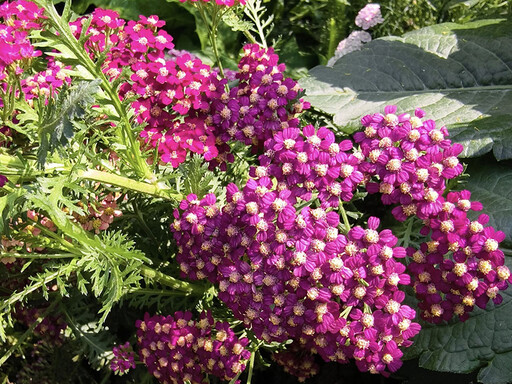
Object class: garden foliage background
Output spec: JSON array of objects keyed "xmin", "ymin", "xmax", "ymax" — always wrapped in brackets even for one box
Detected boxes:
[{"xmin": 1, "ymin": 0, "xmax": 512, "ymax": 383}]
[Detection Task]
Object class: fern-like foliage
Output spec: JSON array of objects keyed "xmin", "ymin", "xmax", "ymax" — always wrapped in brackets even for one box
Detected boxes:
[
  {"xmin": 177, "ymin": 154, "xmax": 223, "ymax": 200},
  {"xmin": 243, "ymin": 0, "xmax": 275, "ymax": 48},
  {"xmin": 62, "ymin": 299, "xmax": 117, "ymax": 371},
  {"xmin": 19, "ymin": 176, "xmax": 150, "ymax": 324},
  {"xmin": 36, "ymin": 79, "xmax": 101, "ymax": 167}
]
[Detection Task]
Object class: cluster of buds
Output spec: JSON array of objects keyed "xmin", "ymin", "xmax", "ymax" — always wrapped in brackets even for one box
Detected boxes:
[
  {"xmin": 135, "ymin": 311, "xmax": 251, "ymax": 383},
  {"xmin": 72, "ymin": 193, "xmax": 123, "ymax": 234},
  {"xmin": 110, "ymin": 342, "xmax": 136, "ymax": 374},
  {"xmin": 272, "ymin": 341, "xmax": 319, "ymax": 382}
]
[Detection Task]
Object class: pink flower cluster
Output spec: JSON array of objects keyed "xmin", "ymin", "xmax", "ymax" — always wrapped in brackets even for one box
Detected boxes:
[
  {"xmin": 21, "ymin": 60, "xmax": 72, "ymax": 106},
  {"xmin": 0, "ymin": 0, "xmax": 45, "ymax": 80},
  {"xmin": 136, "ymin": 311, "xmax": 251, "ymax": 383},
  {"xmin": 179, "ymin": 0, "xmax": 246, "ymax": 6},
  {"xmin": 328, "ymin": 3, "xmax": 384, "ymax": 66},
  {"xmin": 409, "ymin": 190, "xmax": 511, "ymax": 322},
  {"xmin": 72, "ymin": 193, "xmax": 123, "ymax": 234}
]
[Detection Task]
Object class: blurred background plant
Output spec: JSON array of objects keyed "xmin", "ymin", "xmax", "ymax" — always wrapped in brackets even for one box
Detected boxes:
[{"xmin": 63, "ymin": 0, "xmax": 511, "ymax": 76}]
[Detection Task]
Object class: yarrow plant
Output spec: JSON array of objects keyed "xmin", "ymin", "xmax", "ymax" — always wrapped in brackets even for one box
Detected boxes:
[{"xmin": 0, "ymin": 0, "xmax": 511, "ymax": 383}]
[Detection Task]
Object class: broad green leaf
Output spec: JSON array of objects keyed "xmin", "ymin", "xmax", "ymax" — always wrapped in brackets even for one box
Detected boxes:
[
  {"xmin": 300, "ymin": 19, "xmax": 512, "ymax": 160},
  {"xmin": 465, "ymin": 161, "xmax": 512, "ymax": 248},
  {"xmin": 405, "ymin": 288, "xmax": 512, "ymax": 384}
]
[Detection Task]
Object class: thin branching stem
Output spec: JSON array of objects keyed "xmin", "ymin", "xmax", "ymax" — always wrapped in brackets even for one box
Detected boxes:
[{"xmin": 32, "ymin": 0, "xmax": 154, "ymax": 181}]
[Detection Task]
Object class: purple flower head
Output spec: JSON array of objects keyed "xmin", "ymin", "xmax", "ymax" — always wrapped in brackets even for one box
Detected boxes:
[{"xmin": 355, "ymin": 4, "xmax": 384, "ymax": 30}]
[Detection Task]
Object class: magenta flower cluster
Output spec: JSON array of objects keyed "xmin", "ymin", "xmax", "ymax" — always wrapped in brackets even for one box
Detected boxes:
[
  {"xmin": 172, "ymin": 64, "xmax": 421, "ymax": 374},
  {"xmin": 410, "ymin": 190, "xmax": 511, "ymax": 322},
  {"xmin": 208, "ymin": 44, "xmax": 310, "ymax": 169},
  {"xmin": 354, "ymin": 105, "xmax": 512, "ymax": 323},
  {"xmin": 68, "ymin": 9, "xmax": 220, "ymax": 167},
  {"xmin": 135, "ymin": 311, "xmax": 251, "ymax": 383},
  {"xmin": 0, "ymin": 0, "xmax": 72, "ymax": 189},
  {"xmin": 110, "ymin": 342, "xmax": 136, "ymax": 374},
  {"xmin": 357, "ymin": 105, "xmax": 464, "ymax": 221},
  {"xmin": 67, "ymin": 9, "xmax": 308, "ymax": 169}
]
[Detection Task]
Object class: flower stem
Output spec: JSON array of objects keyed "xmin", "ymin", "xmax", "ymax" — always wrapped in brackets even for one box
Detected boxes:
[
  {"xmin": 196, "ymin": 3, "xmax": 226, "ymax": 79},
  {"xmin": 78, "ymin": 169, "xmax": 183, "ymax": 201},
  {"xmin": 0, "ymin": 154, "xmax": 183, "ymax": 201},
  {"xmin": 328, "ymin": 17, "xmax": 337, "ymax": 59},
  {"xmin": 338, "ymin": 201, "xmax": 351, "ymax": 233},
  {"xmin": 139, "ymin": 265, "xmax": 206, "ymax": 296},
  {"xmin": 246, "ymin": 348, "xmax": 256, "ymax": 384},
  {"xmin": 244, "ymin": 0, "xmax": 268, "ymax": 48},
  {"xmin": 402, "ymin": 217, "xmax": 414, "ymax": 249},
  {"xmin": 340, "ymin": 305, "xmax": 353, "ymax": 319}
]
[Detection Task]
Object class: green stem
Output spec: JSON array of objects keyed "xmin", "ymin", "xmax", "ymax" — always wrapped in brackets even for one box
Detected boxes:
[
  {"xmin": 340, "ymin": 305, "xmax": 353, "ymax": 319},
  {"xmin": 327, "ymin": 17, "xmax": 337, "ymax": 59},
  {"xmin": 140, "ymin": 265, "xmax": 206, "ymax": 295},
  {"xmin": 3, "ymin": 252, "xmax": 76, "ymax": 259},
  {"xmin": 0, "ymin": 154, "xmax": 183, "ymax": 201},
  {"xmin": 127, "ymin": 287, "xmax": 196, "ymax": 297},
  {"xmin": 31, "ymin": 222, "xmax": 76, "ymax": 252},
  {"xmin": 246, "ymin": 346, "xmax": 257, "ymax": 384},
  {"xmin": 402, "ymin": 217, "xmax": 414, "ymax": 249},
  {"xmin": 0, "ymin": 269, "xmax": 66, "ymax": 326},
  {"xmin": 78, "ymin": 169, "xmax": 183, "ymax": 201},
  {"xmin": 197, "ymin": 3, "xmax": 226, "ymax": 78},
  {"xmin": 338, "ymin": 201, "xmax": 351, "ymax": 234},
  {"xmin": 244, "ymin": 0, "xmax": 268, "ymax": 48},
  {"xmin": 132, "ymin": 200, "xmax": 158, "ymax": 242}
]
